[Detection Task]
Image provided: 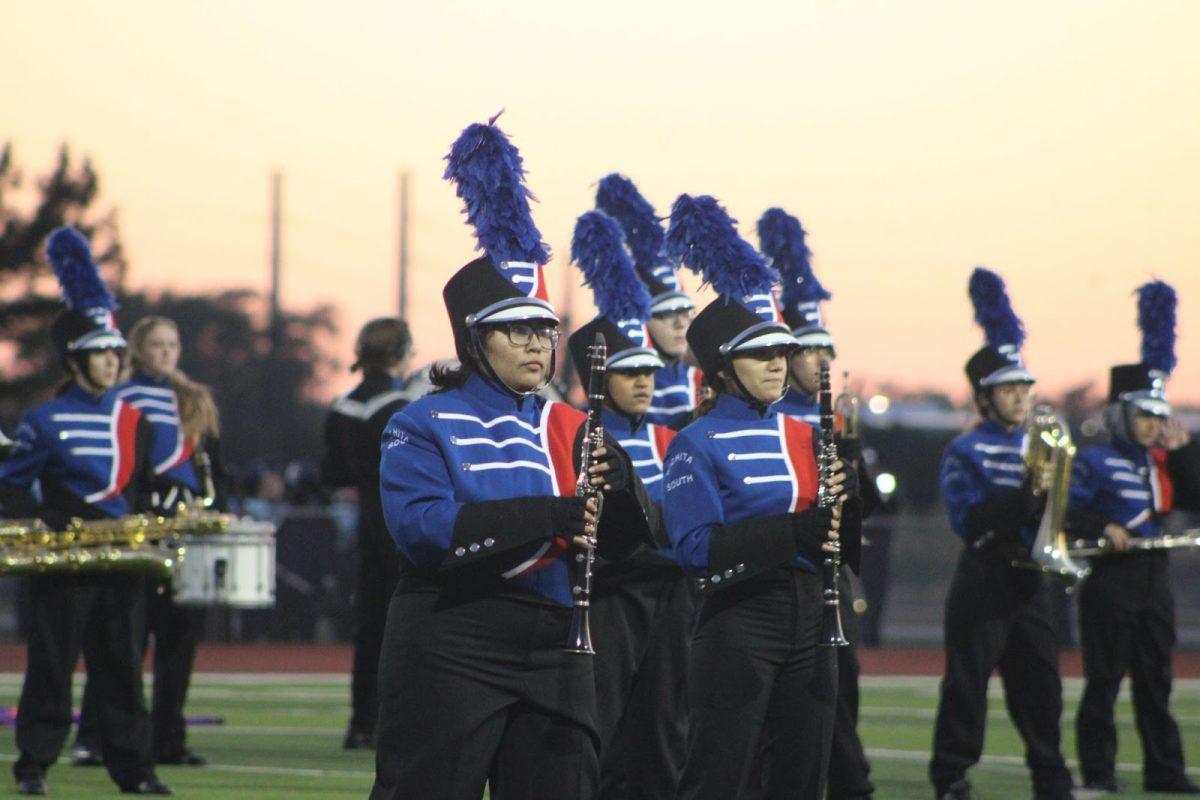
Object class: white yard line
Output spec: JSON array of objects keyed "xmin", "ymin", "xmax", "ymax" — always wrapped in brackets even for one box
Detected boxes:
[{"xmin": 868, "ymin": 747, "xmax": 1200, "ymax": 777}]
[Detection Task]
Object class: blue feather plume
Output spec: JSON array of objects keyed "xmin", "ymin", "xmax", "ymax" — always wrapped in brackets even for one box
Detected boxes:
[
  {"xmin": 1137, "ymin": 280, "xmax": 1177, "ymax": 374},
  {"xmin": 757, "ymin": 208, "xmax": 829, "ymax": 309},
  {"xmin": 664, "ymin": 195, "xmax": 777, "ymax": 299},
  {"xmin": 571, "ymin": 210, "xmax": 651, "ymax": 321},
  {"xmin": 46, "ymin": 226, "xmax": 115, "ymax": 312},
  {"xmin": 968, "ymin": 267, "xmax": 1025, "ymax": 349},
  {"xmin": 443, "ymin": 115, "xmax": 549, "ymax": 265},
  {"xmin": 594, "ymin": 174, "xmax": 663, "ymax": 271}
]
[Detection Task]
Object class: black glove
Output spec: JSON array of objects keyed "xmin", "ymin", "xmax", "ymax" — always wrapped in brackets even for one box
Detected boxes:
[
  {"xmin": 1017, "ymin": 472, "xmax": 1047, "ymax": 528},
  {"xmin": 836, "ymin": 436, "xmax": 863, "ymax": 467},
  {"xmin": 965, "ymin": 489, "xmax": 1027, "ymax": 547},
  {"xmin": 593, "ymin": 443, "xmax": 633, "ymax": 494},
  {"xmin": 551, "ymin": 495, "xmax": 591, "ymax": 540},
  {"xmin": 792, "ymin": 506, "xmax": 836, "ymax": 564},
  {"xmin": 835, "ymin": 460, "xmax": 859, "ymax": 500}
]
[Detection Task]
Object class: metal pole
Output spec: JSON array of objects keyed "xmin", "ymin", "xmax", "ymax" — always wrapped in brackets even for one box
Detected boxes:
[
  {"xmin": 269, "ymin": 170, "xmax": 283, "ymax": 350},
  {"xmin": 398, "ymin": 170, "xmax": 410, "ymax": 320}
]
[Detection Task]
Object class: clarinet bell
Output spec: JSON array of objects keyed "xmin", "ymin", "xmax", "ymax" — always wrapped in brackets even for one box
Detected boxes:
[
  {"xmin": 564, "ymin": 596, "xmax": 595, "ymax": 655},
  {"xmin": 820, "ymin": 587, "xmax": 850, "ymax": 648}
]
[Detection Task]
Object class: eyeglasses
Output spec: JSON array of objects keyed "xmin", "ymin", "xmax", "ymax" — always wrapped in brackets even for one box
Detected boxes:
[
  {"xmin": 497, "ymin": 322, "xmax": 560, "ymax": 349},
  {"xmin": 651, "ymin": 308, "xmax": 696, "ymax": 326}
]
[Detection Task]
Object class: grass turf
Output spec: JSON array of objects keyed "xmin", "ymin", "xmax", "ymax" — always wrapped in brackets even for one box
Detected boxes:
[{"xmin": 0, "ymin": 674, "xmax": 1196, "ymax": 798}]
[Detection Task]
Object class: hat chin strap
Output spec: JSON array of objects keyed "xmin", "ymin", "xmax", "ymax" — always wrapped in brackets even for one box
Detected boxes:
[
  {"xmin": 469, "ymin": 328, "xmax": 556, "ymax": 400},
  {"xmin": 66, "ymin": 350, "xmax": 111, "ymax": 395},
  {"xmin": 1102, "ymin": 401, "xmax": 1136, "ymax": 445},
  {"xmin": 723, "ymin": 355, "xmax": 786, "ymax": 412}
]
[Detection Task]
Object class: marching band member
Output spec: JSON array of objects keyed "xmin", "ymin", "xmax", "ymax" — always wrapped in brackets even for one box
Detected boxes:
[
  {"xmin": 1069, "ymin": 281, "xmax": 1200, "ymax": 794},
  {"xmin": 320, "ymin": 317, "xmax": 413, "ymax": 749},
  {"xmin": 929, "ymin": 269, "xmax": 1074, "ymax": 800},
  {"xmin": 567, "ymin": 210, "xmax": 690, "ymax": 800},
  {"xmin": 661, "ymin": 195, "xmax": 859, "ymax": 799},
  {"xmin": 369, "ymin": 117, "xmax": 655, "ymax": 800},
  {"xmin": 75, "ymin": 315, "xmax": 224, "ymax": 768},
  {"xmin": 759, "ymin": 208, "xmax": 874, "ymax": 800},
  {"xmin": 0, "ymin": 228, "xmax": 171, "ymax": 795},
  {"xmin": 596, "ymin": 175, "xmax": 703, "ymax": 428}
]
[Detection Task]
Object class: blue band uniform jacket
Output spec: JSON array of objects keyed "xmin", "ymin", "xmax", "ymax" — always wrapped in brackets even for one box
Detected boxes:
[
  {"xmin": 379, "ymin": 374, "xmax": 657, "ymax": 607},
  {"xmin": 941, "ymin": 419, "xmax": 1035, "ymax": 548},
  {"xmin": 662, "ymin": 392, "xmax": 861, "ymax": 592},
  {"xmin": 647, "ymin": 361, "xmax": 704, "ymax": 429},
  {"xmin": 1069, "ymin": 438, "xmax": 1200, "ymax": 539},
  {"xmin": 0, "ymin": 384, "xmax": 154, "ymax": 523}
]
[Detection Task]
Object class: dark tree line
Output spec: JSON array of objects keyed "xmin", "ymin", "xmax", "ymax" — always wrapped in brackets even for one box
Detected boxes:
[{"xmin": 0, "ymin": 143, "xmax": 338, "ymax": 467}]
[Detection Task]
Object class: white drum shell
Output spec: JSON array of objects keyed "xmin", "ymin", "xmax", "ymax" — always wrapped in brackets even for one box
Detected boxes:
[{"xmin": 173, "ymin": 523, "xmax": 276, "ymax": 608}]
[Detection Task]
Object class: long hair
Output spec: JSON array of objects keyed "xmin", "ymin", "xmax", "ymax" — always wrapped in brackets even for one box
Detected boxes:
[{"xmin": 126, "ymin": 316, "xmax": 221, "ymax": 442}]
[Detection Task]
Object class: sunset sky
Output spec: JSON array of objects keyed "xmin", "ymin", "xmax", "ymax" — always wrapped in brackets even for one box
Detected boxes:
[{"xmin": 5, "ymin": 0, "xmax": 1199, "ymax": 402}]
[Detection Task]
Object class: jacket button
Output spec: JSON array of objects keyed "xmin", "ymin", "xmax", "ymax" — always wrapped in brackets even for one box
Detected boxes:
[
  {"xmin": 454, "ymin": 547, "xmax": 466, "ymax": 557},
  {"xmin": 711, "ymin": 574, "xmax": 722, "ymax": 583},
  {"xmin": 469, "ymin": 543, "xmax": 480, "ymax": 552},
  {"xmin": 737, "ymin": 563, "xmax": 746, "ymax": 573},
  {"xmin": 724, "ymin": 569, "xmax": 734, "ymax": 578},
  {"xmin": 483, "ymin": 538, "xmax": 495, "ymax": 548}
]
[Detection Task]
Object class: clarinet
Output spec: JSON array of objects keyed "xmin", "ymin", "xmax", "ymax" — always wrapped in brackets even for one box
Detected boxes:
[
  {"xmin": 818, "ymin": 360, "xmax": 850, "ymax": 648},
  {"xmin": 564, "ymin": 332, "xmax": 607, "ymax": 655}
]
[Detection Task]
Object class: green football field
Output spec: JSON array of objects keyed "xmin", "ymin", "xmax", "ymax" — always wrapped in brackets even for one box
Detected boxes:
[{"xmin": 0, "ymin": 673, "xmax": 1196, "ymax": 799}]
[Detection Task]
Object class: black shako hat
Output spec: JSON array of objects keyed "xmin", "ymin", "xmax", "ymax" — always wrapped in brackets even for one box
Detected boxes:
[
  {"xmin": 757, "ymin": 208, "xmax": 835, "ymax": 351},
  {"xmin": 46, "ymin": 226, "xmax": 126, "ymax": 357},
  {"xmin": 442, "ymin": 256, "xmax": 557, "ymax": 364},
  {"xmin": 664, "ymin": 194, "xmax": 796, "ymax": 381},
  {"xmin": 441, "ymin": 115, "xmax": 559, "ymax": 365},
  {"xmin": 568, "ymin": 316, "xmax": 663, "ymax": 380},
  {"xmin": 594, "ymin": 174, "xmax": 694, "ymax": 315},
  {"xmin": 964, "ymin": 268, "xmax": 1034, "ymax": 392},
  {"xmin": 567, "ymin": 209, "xmax": 664, "ymax": 379},
  {"xmin": 1107, "ymin": 280, "xmax": 1177, "ymax": 416}
]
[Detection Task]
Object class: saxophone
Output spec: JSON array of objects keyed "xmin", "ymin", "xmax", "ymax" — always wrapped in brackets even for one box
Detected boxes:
[
  {"xmin": 0, "ymin": 506, "xmax": 230, "ymax": 577},
  {"xmin": 1018, "ymin": 405, "xmax": 1091, "ymax": 585}
]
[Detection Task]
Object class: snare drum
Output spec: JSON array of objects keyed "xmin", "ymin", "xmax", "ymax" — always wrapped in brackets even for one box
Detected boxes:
[{"xmin": 173, "ymin": 520, "xmax": 276, "ymax": 608}]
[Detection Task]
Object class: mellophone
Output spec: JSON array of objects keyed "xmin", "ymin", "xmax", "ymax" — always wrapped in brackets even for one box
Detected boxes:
[{"xmin": 0, "ymin": 507, "xmax": 276, "ymax": 608}]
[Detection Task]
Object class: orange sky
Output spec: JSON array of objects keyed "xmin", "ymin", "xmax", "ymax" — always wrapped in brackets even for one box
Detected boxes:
[{"xmin": 5, "ymin": 0, "xmax": 1199, "ymax": 402}]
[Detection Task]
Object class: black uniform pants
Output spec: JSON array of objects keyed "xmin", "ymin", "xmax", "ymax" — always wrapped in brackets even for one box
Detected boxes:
[
  {"xmin": 828, "ymin": 568, "xmax": 874, "ymax": 799},
  {"xmin": 1076, "ymin": 552, "xmax": 1189, "ymax": 788},
  {"xmin": 929, "ymin": 549, "xmax": 1073, "ymax": 799},
  {"xmin": 77, "ymin": 577, "xmax": 202, "ymax": 759},
  {"xmin": 349, "ymin": 526, "xmax": 400, "ymax": 736},
  {"xmin": 14, "ymin": 574, "xmax": 153, "ymax": 789},
  {"xmin": 591, "ymin": 564, "xmax": 693, "ymax": 800},
  {"xmin": 679, "ymin": 568, "xmax": 837, "ymax": 800},
  {"xmin": 369, "ymin": 582, "xmax": 599, "ymax": 800}
]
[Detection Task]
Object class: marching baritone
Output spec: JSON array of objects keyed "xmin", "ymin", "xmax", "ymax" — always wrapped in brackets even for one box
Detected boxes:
[
  {"xmin": 320, "ymin": 317, "xmax": 413, "ymax": 749},
  {"xmin": 596, "ymin": 174, "xmax": 703, "ymax": 429},
  {"xmin": 0, "ymin": 228, "xmax": 172, "ymax": 796},
  {"xmin": 1069, "ymin": 281, "xmax": 1200, "ymax": 795},
  {"xmin": 568, "ymin": 210, "xmax": 691, "ymax": 800},
  {"xmin": 661, "ymin": 195, "xmax": 860, "ymax": 799},
  {"xmin": 929, "ymin": 268, "xmax": 1074, "ymax": 800},
  {"xmin": 758, "ymin": 207, "xmax": 875, "ymax": 800},
  {"xmin": 369, "ymin": 117, "xmax": 656, "ymax": 800}
]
